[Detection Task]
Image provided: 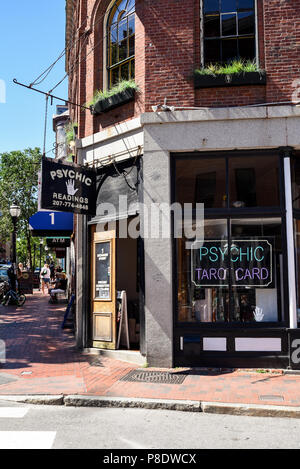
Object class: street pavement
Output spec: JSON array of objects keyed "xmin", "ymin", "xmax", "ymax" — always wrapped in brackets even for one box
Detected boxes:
[
  {"xmin": 1, "ymin": 401, "xmax": 300, "ymax": 449},
  {"xmin": 1, "ymin": 291, "xmax": 300, "ymax": 417}
]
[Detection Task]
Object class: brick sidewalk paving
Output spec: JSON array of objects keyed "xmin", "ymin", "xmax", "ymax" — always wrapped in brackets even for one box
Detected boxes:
[{"xmin": 1, "ymin": 290, "xmax": 300, "ymax": 407}]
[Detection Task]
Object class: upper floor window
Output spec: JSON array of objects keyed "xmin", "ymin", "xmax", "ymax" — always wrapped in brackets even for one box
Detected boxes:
[
  {"xmin": 107, "ymin": 0, "xmax": 135, "ymax": 87},
  {"xmin": 203, "ymin": 0, "xmax": 255, "ymax": 65}
]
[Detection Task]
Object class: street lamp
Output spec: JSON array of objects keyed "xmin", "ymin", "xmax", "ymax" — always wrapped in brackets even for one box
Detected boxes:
[{"xmin": 9, "ymin": 204, "xmax": 21, "ymax": 267}]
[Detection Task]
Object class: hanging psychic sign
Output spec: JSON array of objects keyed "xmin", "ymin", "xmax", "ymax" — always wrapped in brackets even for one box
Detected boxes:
[
  {"xmin": 40, "ymin": 158, "xmax": 97, "ymax": 215},
  {"xmin": 191, "ymin": 239, "xmax": 273, "ymax": 288}
]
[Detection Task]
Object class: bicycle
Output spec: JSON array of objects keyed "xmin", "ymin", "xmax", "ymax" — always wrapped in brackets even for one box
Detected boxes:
[{"xmin": 0, "ymin": 282, "xmax": 26, "ymax": 307}]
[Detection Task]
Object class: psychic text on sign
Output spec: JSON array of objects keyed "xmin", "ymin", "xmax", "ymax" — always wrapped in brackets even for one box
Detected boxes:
[
  {"xmin": 41, "ymin": 158, "xmax": 96, "ymax": 216},
  {"xmin": 191, "ymin": 239, "xmax": 273, "ymax": 288}
]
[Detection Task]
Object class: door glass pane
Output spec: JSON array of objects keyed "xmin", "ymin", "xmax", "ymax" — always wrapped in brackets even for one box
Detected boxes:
[
  {"xmin": 175, "ymin": 158, "xmax": 227, "ymax": 209},
  {"xmin": 229, "ymin": 155, "xmax": 280, "ymax": 207},
  {"xmin": 230, "ymin": 219, "xmax": 282, "ymax": 322},
  {"xmin": 178, "ymin": 219, "xmax": 228, "ymax": 323},
  {"xmin": 95, "ymin": 242, "xmax": 111, "ymax": 300}
]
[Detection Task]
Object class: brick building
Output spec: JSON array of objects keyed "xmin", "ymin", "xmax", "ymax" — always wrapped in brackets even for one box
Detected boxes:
[{"xmin": 66, "ymin": 0, "xmax": 300, "ymax": 368}]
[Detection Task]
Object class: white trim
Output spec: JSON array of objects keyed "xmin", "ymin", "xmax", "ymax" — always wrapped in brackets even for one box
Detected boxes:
[
  {"xmin": 235, "ymin": 338, "xmax": 281, "ymax": 352},
  {"xmin": 103, "ymin": 0, "xmax": 116, "ymax": 91},
  {"xmin": 203, "ymin": 337, "xmax": 227, "ymax": 351},
  {"xmin": 255, "ymin": 0, "xmax": 260, "ymax": 68},
  {"xmin": 284, "ymin": 156, "xmax": 298, "ymax": 329}
]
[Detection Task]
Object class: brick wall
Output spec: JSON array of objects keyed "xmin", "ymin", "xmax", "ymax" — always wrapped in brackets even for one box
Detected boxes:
[{"xmin": 67, "ymin": 0, "xmax": 300, "ymax": 138}]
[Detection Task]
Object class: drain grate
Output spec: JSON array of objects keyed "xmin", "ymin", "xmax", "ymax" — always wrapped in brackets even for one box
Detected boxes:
[
  {"xmin": 259, "ymin": 394, "xmax": 284, "ymax": 402},
  {"xmin": 120, "ymin": 369, "xmax": 187, "ymax": 384}
]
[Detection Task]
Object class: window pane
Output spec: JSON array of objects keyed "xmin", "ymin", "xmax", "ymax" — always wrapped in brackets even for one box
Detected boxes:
[
  {"xmin": 222, "ymin": 38, "xmax": 238, "ymax": 62},
  {"xmin": 111, "ymin": 67, "xmax": 119, "ymax": 86},
  {"xmin": 110, "ymin": 25, "xmax": 117, "ymax": 43},
  {"xmin": 238, "ymin": 0, "xmax": 254, "ymax": 10},
  {"xmin": 238, "ymin": 36, "xmax": 255, "ymax": 60},
  {"xmin": 178, "ymin": 219, "xmax": 228, "ymax": 323},
  {"xmin": 127, "ymin": 0, "xmax": 135, "ymax": 13},
  {"xmin": 128, "ymin": 14, "xmax": 135, "ymax": 35},
  {"xmin": 118, "ymin": 18, "xmax": 128, "ymax": 40},
  {"xmin": 121, "ymin": 62, "xmax": 129, "ymax": 80},
  {"xmin": 205, "ymin": 39, "xmax": 221, "ymax": 64},
  {"xmin": 110, "ymin": 42, "xmax": 118, "ymax": 65},
  {"xmin": 229, "ymin": 156, "xmax": 280, "ymax": 208},
  {"xmin": 129, "ymin": 35, "xmax": 134, "ymax": 56},
  {"xmin": 222, "ymin": 13, "xmax": 237, "ymax": 36},
  {"xmin": 204, "ymin": 0, "xmax": 219, "ymax": 13},
  {"xmin": 130, "ymin": 59, "xmax": 135, "ymax": 79},
  {"xmin": 230, "ymin": 219, "xmax": 282, "ymax": 323},
  {"xmin": 221, "ymin": 0, "xmax": 237, "ymax": 13},
  {"xmin": 204, "ymin": 14, "xmax": 220, "ymax": 38},
  {"xmin": 238, "ymin": 11, "xmax": 255, "ymax": 35},
  {"xmin": 119, "ymin": 39, "xmax": 128, "ymax": 61},
  {"xmin": 175, "ymin": 158, "xmax": 227, "ymax": 209}
]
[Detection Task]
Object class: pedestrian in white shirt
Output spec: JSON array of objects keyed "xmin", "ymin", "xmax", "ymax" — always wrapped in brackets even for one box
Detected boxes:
[{"xmin": 40, "ymin": 263, "xmax": 51, "ymax": 295}]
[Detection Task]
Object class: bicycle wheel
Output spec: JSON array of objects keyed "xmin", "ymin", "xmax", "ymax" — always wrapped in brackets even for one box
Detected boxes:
[{"xmin": 17, "ymin": 294, "xmax": 26, "ymax": 307}]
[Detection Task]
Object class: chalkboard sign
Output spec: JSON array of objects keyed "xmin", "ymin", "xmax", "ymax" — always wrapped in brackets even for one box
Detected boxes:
[{"xmin": 95, "ymin": 242, "xmax": 111, "ymax": 299}]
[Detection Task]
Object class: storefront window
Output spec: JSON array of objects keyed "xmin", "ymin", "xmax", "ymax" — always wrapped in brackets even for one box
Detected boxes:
[
  {"xmin": 175, "ymin": 153, "xmax": 280, "ymax": 210},
  {"xmin": 177, "ymin": 218, "xmax": 283, "ymax": 323},
  {"xmin": 228, "ymin": 156, "xmax": 280, "ymax": 207},
  {"xmin": 175, "ymin": 158, "xmax": 226, "ymax": 209}
]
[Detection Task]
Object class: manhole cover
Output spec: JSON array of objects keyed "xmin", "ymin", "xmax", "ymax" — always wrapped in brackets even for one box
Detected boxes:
[
  {"xmin": 259, "ymin": 395, "xmax": 284, "ymax": 402},
  {"xmin": 120, "ymin": 370, "xmax": 187, "ymax": 384}
]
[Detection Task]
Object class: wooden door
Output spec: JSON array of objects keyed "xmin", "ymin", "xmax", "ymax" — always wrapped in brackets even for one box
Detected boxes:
[{"xmin": 91, "ymin": 227, "xmax": 116, "ymax": 349}]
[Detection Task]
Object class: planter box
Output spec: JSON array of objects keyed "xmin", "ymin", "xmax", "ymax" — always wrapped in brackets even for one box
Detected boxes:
[
  {"xmin": 92, "ymin": 87, "xmax": 136, "ymax": 115},
  {"xmin": 194, "ymin": 71, "xmax": 266, "ymax": 89}
]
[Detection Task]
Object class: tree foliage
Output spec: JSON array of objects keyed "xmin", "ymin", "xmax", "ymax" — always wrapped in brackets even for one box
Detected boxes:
[{"xmin": 0, "ymin": 148, "xmax": 42, "ymax": 268}]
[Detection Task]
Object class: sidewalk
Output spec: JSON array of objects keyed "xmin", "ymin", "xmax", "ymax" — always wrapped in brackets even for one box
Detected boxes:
[{"xmin": 1, "ymin": 290, "xmax": 300, "ymax": 417}]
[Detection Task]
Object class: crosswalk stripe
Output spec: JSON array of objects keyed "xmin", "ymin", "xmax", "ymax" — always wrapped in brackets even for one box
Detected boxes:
[
  {"xmin": 0, "ymin": 432, "xmax": 56, "ymax": 449},
  {"xmin": 0, "ymin": 408, "xmax": 29, "ymax": 418}
]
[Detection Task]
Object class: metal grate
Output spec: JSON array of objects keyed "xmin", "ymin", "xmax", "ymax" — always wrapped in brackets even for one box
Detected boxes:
[{"xmin": 120, "ymin": 369, "xmax": 187, "ymax": 384}]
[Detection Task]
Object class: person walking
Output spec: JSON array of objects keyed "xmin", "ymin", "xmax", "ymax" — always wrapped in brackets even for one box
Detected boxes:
[{"xmin": 40, "ymin": 263, "xmax": 51, "ymax": 295}]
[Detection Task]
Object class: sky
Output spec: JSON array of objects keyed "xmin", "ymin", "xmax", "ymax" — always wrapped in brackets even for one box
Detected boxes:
[{"xmin": 0, "ymin": 0, "xmax": 68, "ymax": 155}]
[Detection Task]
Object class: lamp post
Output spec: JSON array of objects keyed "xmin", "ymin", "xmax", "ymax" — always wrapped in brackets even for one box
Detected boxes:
[
  {"xmin": 39, "ymin": 239, "xmax": 43, "ymax": 271},
  {"xmin": 9, "ymin": 204, "xmax": 21, "ymax": 268}
]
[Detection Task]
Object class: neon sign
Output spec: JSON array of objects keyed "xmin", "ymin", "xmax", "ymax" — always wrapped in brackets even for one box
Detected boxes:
[{"xmin": 191, "ymin": 239, "xmax": 273, "ymax": 288}]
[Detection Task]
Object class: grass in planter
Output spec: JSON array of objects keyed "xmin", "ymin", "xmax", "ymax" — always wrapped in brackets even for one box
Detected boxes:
[
  {"xmin": 65, "ymin": 122, "xmax": 78, "ymax": 144},
  {"xmin": 87, "ymin": 80, "xmax": 138, "ymax": 107},
  {"xmin": 195, "ymin": 60, "xmax": 261, "ymax": 76}
]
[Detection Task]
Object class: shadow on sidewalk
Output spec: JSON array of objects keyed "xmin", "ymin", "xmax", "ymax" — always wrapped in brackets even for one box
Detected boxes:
[{"xmin": 0, "ymin": 290, "xmax": 86, "ymax": 371}]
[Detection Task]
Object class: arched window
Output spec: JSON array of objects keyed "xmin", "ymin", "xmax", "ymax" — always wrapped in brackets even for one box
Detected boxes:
[{"xmin": 107, "ymin": 0, "xmax": 135, "ymax": 87}]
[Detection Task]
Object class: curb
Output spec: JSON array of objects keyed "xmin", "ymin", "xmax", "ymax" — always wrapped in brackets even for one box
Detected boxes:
[{"xmin": 1, "ymin": 394, "xmax": 300, "ymax": 418}]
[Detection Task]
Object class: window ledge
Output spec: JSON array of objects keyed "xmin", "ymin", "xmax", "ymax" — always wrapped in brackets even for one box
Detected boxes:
[
  {"xmin": 91, "ymin": 88, "xmax": 136, "ymax": 115},
  {"xmin": 194, "ymin": 71, "xmax": 266, "ymax": 89}
]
